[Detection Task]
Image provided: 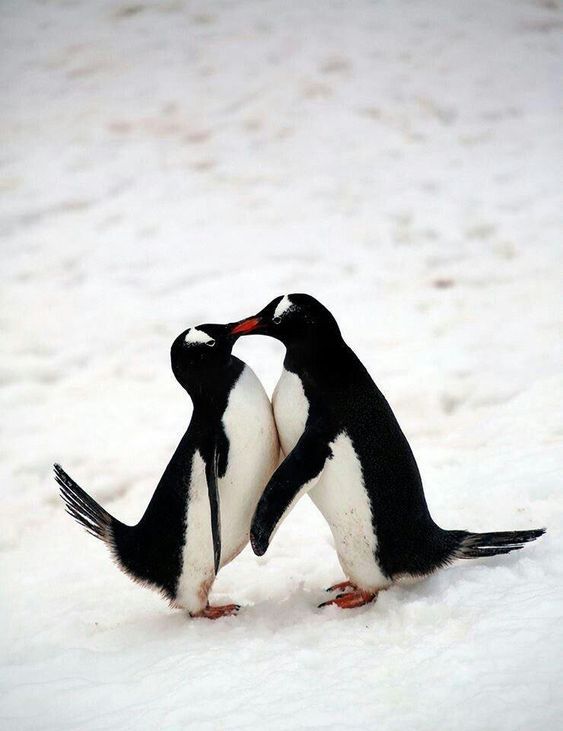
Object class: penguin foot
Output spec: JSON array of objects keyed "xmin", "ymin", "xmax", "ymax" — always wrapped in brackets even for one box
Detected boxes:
[
  {"xmin": 318, "ymin": 589, "xmax": 376, "ymax": 610},
  {"xmin": 191, "ymin": 604, "xmax": 240, "ymax": 619},
  {"xmin": 325, "ymin": 580, "xmax": 357, "ymax": 594}
]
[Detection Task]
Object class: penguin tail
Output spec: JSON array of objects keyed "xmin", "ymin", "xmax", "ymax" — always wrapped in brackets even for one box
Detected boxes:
[
  {"xmin": 54, "ymin": 463, "xmax": 121, "ymax": 549},
  {"xmin": 454, "ymin": 528, "xmax": 545, "ymax": 559}
]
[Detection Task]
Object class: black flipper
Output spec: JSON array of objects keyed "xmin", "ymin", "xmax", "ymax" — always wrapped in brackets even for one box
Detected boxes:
[
  {"xmin": 250, "ymin": 421, "xmax": 333, "ymax": 556},
  {"xmin": 205, "ymin": 443, "xmax": 222, "ymax": 576}
]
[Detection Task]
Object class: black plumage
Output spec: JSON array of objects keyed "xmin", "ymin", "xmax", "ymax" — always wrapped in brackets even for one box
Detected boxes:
[
  {"xmin": 56, "ymin": 325, "xmax": 245, "ymax": 610},
  {"xmin": 230, "ymin": 294, "xmax": 545, "ymax": 596}
]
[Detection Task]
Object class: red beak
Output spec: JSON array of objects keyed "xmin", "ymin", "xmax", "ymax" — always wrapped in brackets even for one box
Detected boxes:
[{"xmin": 230, "ymin": 317, "xmax": 262, "ymax": 335}]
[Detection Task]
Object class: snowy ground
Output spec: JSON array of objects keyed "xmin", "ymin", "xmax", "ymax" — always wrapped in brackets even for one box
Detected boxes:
[{"xmin": 1, "ymin": 0, "xmax": 562, "ymax": 729}]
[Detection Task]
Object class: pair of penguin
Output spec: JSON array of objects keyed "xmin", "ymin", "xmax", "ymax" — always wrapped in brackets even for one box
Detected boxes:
[{"xmin": 56, "ymin": 294, "xmax": 544, "ymax": 618}]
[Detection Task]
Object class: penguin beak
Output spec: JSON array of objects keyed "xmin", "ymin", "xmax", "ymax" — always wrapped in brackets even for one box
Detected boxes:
[{"xmin": 230, "ymin": 317, "xmax": 263, "ymax": 335}]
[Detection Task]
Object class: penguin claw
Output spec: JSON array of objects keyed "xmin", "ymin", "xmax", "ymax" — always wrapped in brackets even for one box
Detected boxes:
[
  {"xmin": 319, "ymin": 589, "xmax": 377, "ymax": 610},
  {"xmin": 191, "ymin": 604, "xmax": 240, "ymax": 619},
  {"xmin": 325, "ymin": 580, "xmax": 357, "ymax": 593}
]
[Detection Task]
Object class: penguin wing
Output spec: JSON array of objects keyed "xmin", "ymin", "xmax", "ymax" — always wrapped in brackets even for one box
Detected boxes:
[
  {"xmin": 250, "ymin": 421, "xmax": 332, "ymax": 556},
  {"xmin": 205, "ymin": 444, "xmax": 222, "ymax": 576}
]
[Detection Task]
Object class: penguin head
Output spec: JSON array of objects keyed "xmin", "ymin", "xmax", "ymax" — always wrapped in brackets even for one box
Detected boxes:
[
  {"xmin": 171, "ymin": 323, "xmax": 235, "ymax": 391},
  {"xmin": 229, "ymin": 293, "xmax": 340, "ymax": 346}
]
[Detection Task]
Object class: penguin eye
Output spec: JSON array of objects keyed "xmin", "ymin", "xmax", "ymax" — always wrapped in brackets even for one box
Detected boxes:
[
  {"xmin": 272, "ymin": 317, "xmax": 281, "ymax": 325},
  {"xmin": 205, "ymin": 339, "xmax": 216, "ymax": 347}
]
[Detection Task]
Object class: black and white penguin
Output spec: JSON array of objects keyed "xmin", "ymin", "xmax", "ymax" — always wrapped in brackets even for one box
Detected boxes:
[
  {"xmin": 55, "ymin": 324, "xmax": 279, "ymax": 618},
  {"xmin": 230, "ymin": 294, "xmax": 545, "ymax": 609}
]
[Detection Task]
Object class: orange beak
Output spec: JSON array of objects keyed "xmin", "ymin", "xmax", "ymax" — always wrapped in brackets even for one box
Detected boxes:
[{"xmin": 230, "ymin": 317, "xmax": 262, "ymax": 335}]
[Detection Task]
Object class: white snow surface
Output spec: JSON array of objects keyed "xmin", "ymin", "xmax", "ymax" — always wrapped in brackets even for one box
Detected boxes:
[{"xmin": 1, "ymin": 1, "xmax": 562, "ymax": 729}]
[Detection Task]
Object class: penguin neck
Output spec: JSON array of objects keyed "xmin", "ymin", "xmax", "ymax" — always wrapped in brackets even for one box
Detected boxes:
[
  {"xmin": 189, "ymin": 386, "xmax": 226, "ymax": 417},
  {"xmin": 283, "ymin": 335, "xmax": 349, "ymax": 380},
  {"xmin": 185, "ymin": 357, "xmax": 244, "ymax": 415}
]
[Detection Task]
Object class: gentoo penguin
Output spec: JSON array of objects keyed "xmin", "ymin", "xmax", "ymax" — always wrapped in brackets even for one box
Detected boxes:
[
  {"xmin": 230, "ymin": 294, "xmax": 545, "ymax": 609},
  {"xmin": 55, "ymin": 324, "xmax": 279, "ymax": 619}
]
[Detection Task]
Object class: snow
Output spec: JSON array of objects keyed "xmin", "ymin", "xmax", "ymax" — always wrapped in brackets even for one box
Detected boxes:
[{"xmin": 1, "ymin": 0, "xmax": 562, "ymax": 729}]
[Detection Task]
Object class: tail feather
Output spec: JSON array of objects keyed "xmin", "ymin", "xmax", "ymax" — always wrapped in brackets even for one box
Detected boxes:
[
  {"xmin": 54, "ymin": 464, "xmax": 175, "ymax": 603},
  {"xmin": 54, "ymin": 463, "xmax": 115, "ymax": 544},
  {"xmin": 456, "ymin": 528, "xmax": 545, "ymax": 559}
]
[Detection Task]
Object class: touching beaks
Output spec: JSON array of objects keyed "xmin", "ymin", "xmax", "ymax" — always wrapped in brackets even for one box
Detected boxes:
[{"xmin": 230, "ymin": 317, "xmax": 262, "ymax": 335}]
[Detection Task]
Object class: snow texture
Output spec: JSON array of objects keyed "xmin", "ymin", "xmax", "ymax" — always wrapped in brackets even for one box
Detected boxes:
[{"xmin": 1, "ymin": 1, "xmax": 562, "ymax": 729}]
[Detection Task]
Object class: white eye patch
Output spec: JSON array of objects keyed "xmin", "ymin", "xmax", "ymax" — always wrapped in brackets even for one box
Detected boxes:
[
  {"xmin": 273, "ymin": 294, "xmax": 294, "ymax": 320},
  {"xmin": 185, "ymin": 327, "xmax": 215, "ymax": 346}
]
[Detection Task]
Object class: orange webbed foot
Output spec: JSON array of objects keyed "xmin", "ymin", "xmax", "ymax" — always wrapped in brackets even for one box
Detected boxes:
[
  {"xmin": 191, "ymin": 603, "xmax": 240, "ymax": 619},
  {"xmin": 325, "ymin": 580, "xmax": 357, "ymax": 594},
  {"xmin": 319, "ymin": 589, "xmax": 376, "ymax": 609}
]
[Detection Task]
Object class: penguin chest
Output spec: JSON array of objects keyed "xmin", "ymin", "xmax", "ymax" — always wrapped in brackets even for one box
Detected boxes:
[
  {"xmin": 219, "ymin": 365, "xmax": 279, "ymax": 565},
  {"xmin": 175, "ymin": 366, "xmax": 278, "ymax": 614},
  {"xmin": 273, "ymin": 370, "xmax": 388, "ymax": 590},
  {"xmin": 272, "ymin": 368, "xmax": 309, "ymax": 455},
  {"xmin": 310, "ymin": 434, "xmax": 390, "ymax": 592},
  {"xmin": 176, "ymin": 450, "xmax": 215, "ymax": 613}
]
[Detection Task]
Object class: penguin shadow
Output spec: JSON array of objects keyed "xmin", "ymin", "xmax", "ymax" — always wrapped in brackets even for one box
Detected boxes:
[
  {"xmin": 108, "ymin": 549, "xmax": 535, "ymax": 640},
  {"xmin": 104, "ymin": 604, "xmax": 232, "ymax": 648},
  {"xmin": 215, "ymin": 582, "xmax": 324, "ymax": 630},
  {"xmin": 226, "ymin": 578, "xmax": 380, "ymax": 626},
  {"xmin": 201, "ymin": 553, "xmax": 534, "ymax": 627},
  {"xmin": 388, "ymin": 548, "xmax": 536, "ymax": 606}
]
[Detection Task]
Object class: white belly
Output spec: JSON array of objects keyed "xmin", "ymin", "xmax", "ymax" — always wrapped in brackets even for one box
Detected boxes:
[
  {"xmin": 176, "ymin": 450, "xmax": 214, "ymax": 613},
  {"xmin": 219, "ymin": 365, "xmax": 279, "ymax": 565},
  {"xmin": 310, "ymin": 434, "xmax": 390, "ymax": 591},
  {"xmin": 273, "ymin": 368, "xmax": 389, "ymax": 592},
  {"xmin": 272, "ymin": 368, "xmax": 309, "ymax": 456},
  {"xmin": 176, "ymin": 365, "xmax": 279, "ymax": 613}
]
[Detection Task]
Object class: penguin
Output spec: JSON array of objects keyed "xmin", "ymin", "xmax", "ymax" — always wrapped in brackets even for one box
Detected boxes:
[
  {"xmin": 229, "ymin": 294, "xmax": 545, "ymax": 609},
  {"xmin": 55, "ymin": 323, "xmax": 279, "ymax": 618}
]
